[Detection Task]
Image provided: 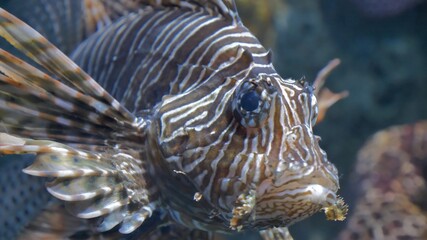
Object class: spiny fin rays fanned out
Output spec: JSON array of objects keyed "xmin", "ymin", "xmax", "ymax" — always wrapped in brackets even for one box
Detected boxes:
[
  {"xmin": 0, "ymin": 8, "xmax": 135, "ymax": 124},
  {"xmin": 0, "ymin": 133, "xmax": 155, "ymax": 234},
  {"xmin": 47, "ymin": 176, "xmax": 120, "ymax": 201},
  {"xmin": 0, "ymin": 10, "xmax": 144, "ymax": 146},
  {"xmin": 0, "ymin": 7, "xmax": 155, "ymax": 234},
  {"xmin": 0, "ymin": 52, "xmax": 123, "ymax": 127}
]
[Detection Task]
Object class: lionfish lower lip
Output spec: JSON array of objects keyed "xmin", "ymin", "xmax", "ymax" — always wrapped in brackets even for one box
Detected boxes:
[
  {"xmin": 305, "ymin": 184, "xmax": 348, "ymax": 221},
  {"xmin": 303, "ymin": 184, "xmax": 338, "ymax": 207}
]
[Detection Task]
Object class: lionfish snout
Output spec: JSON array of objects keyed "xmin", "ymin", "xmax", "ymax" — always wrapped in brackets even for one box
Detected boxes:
[
  {"xmin": 254, "ymin": 124, "xmax": 342, "ymax": 226},
  {"xmin": 282, "ymin": 125, "xmax": 338, "ymax": 190}
]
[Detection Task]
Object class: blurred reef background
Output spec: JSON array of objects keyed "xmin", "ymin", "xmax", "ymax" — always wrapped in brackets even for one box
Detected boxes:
[
  {"xmin": 1, "ymin": 0, "xmax": 427, "ymax": 239},
  {"xmin": 236, "ymin": 0, "xmax": 427, "ymax": 239}
]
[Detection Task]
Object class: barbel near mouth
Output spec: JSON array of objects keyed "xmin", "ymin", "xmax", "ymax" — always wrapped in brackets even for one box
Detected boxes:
[
  {"xmin": 302, "ymin": 184, "xmax": 348, "ymax": 221},
  {"xmin": 292, "ymin": 183, "xmax": 347, "ymax": 222}
]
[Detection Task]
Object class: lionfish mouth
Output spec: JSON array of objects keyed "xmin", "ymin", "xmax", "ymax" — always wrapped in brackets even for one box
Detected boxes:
[
  {"xmin": 302, "ymin": 183, "xmax": 339, "ymax": 208},
  {"xmin": 253, "ymin": 175, "xmax": 347, "ymax": 229},
  {"xmin": 252, "ymin": 132, "xmax": 347, "ymax": 226},
  {"xmin": 283, "ymin": 163, "xmax": 347, "ymax": 222},
  {"xmin": 283, "ymin": 159, "xmax": 347, "ymax": 221}
]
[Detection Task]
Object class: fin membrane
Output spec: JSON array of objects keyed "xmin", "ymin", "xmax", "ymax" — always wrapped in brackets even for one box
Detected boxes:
[
  {"xmin": 0, "ymin": 6, "xmax": 161, "ymax": 236},
  {"xmin": 0, "ymin": 8, "xmax": 142, "ymax": 148},
  {"xmin": 0, "ymin": 133, "xmax": 157, "ymax": 234}
]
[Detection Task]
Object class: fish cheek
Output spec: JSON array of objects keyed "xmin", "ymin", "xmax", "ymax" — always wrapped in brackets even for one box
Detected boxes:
[{"xmin": 160, "ymin": 133, "xmax": 190, "ymax": 158}]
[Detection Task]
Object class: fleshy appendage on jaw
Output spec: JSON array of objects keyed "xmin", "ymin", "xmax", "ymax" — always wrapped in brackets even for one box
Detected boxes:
[
  {"xmin": 230, "ymin": 124, "xmax": 347, "ymax": 230},
  {"xmin": 228, "ymin": 58, "xmax": 349, "ymax": 231}
]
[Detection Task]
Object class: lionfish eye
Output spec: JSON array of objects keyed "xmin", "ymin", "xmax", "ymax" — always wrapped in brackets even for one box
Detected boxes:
[
  {"xmin": 233, "ymin": 82, "xmax": 271, "ymax": 128},
  {"xmin": 240, "ymin": 90, "xmax": 260, "ymax": 112}
]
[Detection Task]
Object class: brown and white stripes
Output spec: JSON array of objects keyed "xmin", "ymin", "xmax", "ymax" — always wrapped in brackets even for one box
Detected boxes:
[
  {"xmin": 68, "ymin": 2, "xmax": 342, "ymax": 231},
  {"xmin": 0, "ymin": 1, "xmax": 345, "ymax": 238}
]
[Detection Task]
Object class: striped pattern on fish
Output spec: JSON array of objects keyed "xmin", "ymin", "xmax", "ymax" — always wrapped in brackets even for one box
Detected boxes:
[
  {"xmin": 72, "ymin": 6, "xmax": 258, "ymax": 110},
  {"xmin": 0, "ymin": 0, "xmax": 152, "ymax": 55},
  {"xmin": 0, "ymin": 1, "xmax": 347, "ymax": 239}
]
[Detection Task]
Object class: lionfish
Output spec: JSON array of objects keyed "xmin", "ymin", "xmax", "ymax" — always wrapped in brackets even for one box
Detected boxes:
[{"xmin": 0, "ymin": 0, "xmax": 347, "ymax": 239}]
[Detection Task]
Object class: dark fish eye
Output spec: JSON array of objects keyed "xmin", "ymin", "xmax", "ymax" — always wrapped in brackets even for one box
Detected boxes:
[
  {"xmin": 240, "ymin": 90, "xmax": 260, "ymax": 112},
  {"xmin": 232, "ymin": 81, "xmax": 271, "ymax": 128}
]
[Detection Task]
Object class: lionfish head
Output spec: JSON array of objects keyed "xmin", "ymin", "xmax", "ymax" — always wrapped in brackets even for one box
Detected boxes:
[{"xmin": 153, "ymin": 49, "xmax": 345, "ymax": 231}]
